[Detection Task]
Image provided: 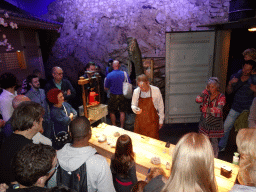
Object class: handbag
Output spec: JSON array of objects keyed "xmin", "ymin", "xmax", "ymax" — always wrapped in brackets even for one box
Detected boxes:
[
  {"xmin": 123, "ymin": 71, "xmax": 133, "ymax": 99},
  {"xmin": 52, "ymin": 104, "xmax": 72, "ymax": 150},
  {"xmin": 203, "ymin": 95, "xmax": 223, "ymax": 130}
]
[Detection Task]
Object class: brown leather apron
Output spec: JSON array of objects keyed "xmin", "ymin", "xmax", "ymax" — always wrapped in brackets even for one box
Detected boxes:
[{"xmin": 134, "ymin": 88, "xmax": 159, "ymax": 139}]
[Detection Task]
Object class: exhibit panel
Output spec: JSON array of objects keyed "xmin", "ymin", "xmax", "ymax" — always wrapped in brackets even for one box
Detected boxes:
[{"xmin": 165, "ymin": 31, "xmax": 215, "ymax": 123}]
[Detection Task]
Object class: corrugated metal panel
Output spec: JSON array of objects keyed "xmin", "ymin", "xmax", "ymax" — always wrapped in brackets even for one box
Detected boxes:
[{"xmin": 165, "ymin": 31, "xmax": 215, "ymax": 123}]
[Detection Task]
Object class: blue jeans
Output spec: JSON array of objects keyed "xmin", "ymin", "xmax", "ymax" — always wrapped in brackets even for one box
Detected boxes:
[{"xmin": 218, "ymin": 109, "xmax": 241, "ymax": 149}]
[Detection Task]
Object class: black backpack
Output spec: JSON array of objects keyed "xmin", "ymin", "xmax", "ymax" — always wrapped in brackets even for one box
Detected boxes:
[{"xmin": 56, "ymin": 152, "xmax": 98, "ymax": 192}]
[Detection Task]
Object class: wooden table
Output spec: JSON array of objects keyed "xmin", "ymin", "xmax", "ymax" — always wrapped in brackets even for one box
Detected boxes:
[{"xmin": 89, "ymin": 123, "xmax": 239, "ymax": 192}]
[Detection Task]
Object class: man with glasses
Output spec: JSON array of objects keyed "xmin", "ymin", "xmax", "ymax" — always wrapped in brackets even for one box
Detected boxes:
[
  {"xmin": 44, "ymin": 66, "xmax": 76, "ymax": 104},
  {"xmin": 7, "ymin": 143, "xmax": 57, "ymax": 191}
]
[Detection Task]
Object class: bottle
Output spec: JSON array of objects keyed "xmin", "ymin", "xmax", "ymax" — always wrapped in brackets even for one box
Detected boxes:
[{"xmin": 233, "ymin": 152, "xmax": 239, "ymax": 165}]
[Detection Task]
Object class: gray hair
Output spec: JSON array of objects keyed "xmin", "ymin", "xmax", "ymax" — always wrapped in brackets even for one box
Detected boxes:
[{"xmin": 207, "ymin": 77, "xmax": 220, "ymax": 89}]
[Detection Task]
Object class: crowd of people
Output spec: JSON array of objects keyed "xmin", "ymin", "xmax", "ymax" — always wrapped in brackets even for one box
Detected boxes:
[{"xmin": 0, "ymin": 48, "xmax": 256, "ymax": 192}]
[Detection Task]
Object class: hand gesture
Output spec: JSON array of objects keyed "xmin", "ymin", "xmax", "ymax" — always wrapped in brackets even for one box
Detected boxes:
[
  {"xmin": 0, "ymin": 119, "xmax": 5, "ymax": 128},
  {"xmin": 66, "ymin": 89, "xmax": 71, "ymax": 95},
  {"xmin": 69, "ymin": 113, "xmax": 74, "ymax": 121},
  {"xmin": 135, "ymin": 107, "xmax": 142, "ymax": 114},
  {"xmin": 250, "ymin": 84, "xmax": 256, "ymax": 92},
  {"xmin": 229, "ymin": 77, "xmax": 238, "ymax": 84},
  {"xmin": 0, "ymin": 183, "xmax": 9, "ymax": 192}
]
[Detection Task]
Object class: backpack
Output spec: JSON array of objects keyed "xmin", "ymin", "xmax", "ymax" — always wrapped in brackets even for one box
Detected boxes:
[{"xmin": 57, "ymin": 152, "xmax": 98, "ymax": 192}]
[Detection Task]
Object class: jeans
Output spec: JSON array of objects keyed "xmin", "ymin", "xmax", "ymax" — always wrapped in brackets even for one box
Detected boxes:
[{"xmin": 218, "ymin": 109, "xmax": 241, "ymax": 149}]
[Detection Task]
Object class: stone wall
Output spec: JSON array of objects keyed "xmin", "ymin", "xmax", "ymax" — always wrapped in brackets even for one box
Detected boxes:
[{"xmin": 43, "ymin": 0, "xmax": 230, "ymax": 74}]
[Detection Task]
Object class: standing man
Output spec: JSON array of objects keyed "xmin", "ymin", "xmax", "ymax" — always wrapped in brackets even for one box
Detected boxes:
[
  {"xmin": 83, "ymin": 62, "xmax": 96, "ymax": 79},
  {"xmin": 57, "ymin": 116, "xmax": 116, "ymax": 192},
  {"xmin": 131, "ymin": 74, "xmax": 164, "ymax": 139},
  {"xmin": 26, "ymin": 75, "xmax": 51, "ymax": 139},
  {"xmin": 0, "ymin": 73, "xmax": 17, "ymax": 122},
  {"xmin": 44, "ymin": 66, "xmax": 76, "ymax": 104},
  {"xmin": 0, "ymin": 101, "xmax": 44, "ymax": 184},
  {"xmin": 104, "ymin": 60, "xmax": 131, "ymax": 128},
  {"xmin": 219, "ymin": 60, "xmax": 256, "ymax": 151}
]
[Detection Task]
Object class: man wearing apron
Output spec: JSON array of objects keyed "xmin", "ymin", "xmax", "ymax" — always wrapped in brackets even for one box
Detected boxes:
[{"xmin": 131, "ymin": 74, "xmax": 164, "ymax": 139}]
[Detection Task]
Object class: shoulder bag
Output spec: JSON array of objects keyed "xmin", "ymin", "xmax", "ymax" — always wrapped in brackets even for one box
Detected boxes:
[{"xmin": 123, "ymin": 71, "xmax": 133, "ymax": 99}]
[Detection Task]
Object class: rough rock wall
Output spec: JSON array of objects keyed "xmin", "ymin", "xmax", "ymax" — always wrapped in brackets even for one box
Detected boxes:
[{"xmin": 43, "ymin": 0, "xmax": 230, "ymax": 71}]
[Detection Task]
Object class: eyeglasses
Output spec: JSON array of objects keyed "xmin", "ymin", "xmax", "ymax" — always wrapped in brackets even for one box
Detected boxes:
[{"xmin": 47, "ymin": 161, "xmax": 59, "ymax": 173}]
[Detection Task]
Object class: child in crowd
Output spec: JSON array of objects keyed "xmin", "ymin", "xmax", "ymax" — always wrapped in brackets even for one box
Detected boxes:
[
  {"xmin": 161, "ymin": 132, "xmax": 217, "ymax": 192},
  {"xmin": 110, "ymin": 134, "xmax": 137, "ymax": 192}
]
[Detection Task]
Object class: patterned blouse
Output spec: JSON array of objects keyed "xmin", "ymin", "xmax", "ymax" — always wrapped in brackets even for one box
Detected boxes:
[{"xmin": 196, "ymin": 89, "xmax": 226, "ymax": 118}]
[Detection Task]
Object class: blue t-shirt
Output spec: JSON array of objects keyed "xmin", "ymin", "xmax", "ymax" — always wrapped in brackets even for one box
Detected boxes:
[
  {"xmin": 105, "ymin": 70, "xmax": 131, "ymax": 95},
  {"xmin": 231, "ymin": 70, "xmax": 254, "ymax": 113}
]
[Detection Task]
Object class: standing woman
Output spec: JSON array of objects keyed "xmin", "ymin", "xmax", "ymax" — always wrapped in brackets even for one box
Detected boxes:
[
  {"xmin": 161, "ymin": 132, "xmax": 217, "ymax": 192},
  {"xmin": 131, "ymin": 74, "xmax": 164, "ymax": 139},
  {"xmin": 196, "ymin": 77, "xmax": 226, "ymax": 157},
  {"xmin": 47, "ymin": 88, "xmax": 77, "ymax": 145},
  {"xmin": 111, "ymin": 134, "xmax": 137, "ymax": 192}
]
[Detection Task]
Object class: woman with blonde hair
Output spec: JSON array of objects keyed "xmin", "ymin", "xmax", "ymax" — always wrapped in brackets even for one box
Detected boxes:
[
  {"xmin": 233, "ymin": 128, "xmax": 256, "ymax": 190},
  {"xmin": 161, "ymin": 132, "xmax": 217, "ymax": 192}
]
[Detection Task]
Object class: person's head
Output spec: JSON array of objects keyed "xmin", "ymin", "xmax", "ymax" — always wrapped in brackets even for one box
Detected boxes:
[
  {"xmin": 137, "ymin": 74, "xmax": 150, "ymax": 92},
  {"xmin": 70, "ymin": 116, "xmax": 91, "ymax": 143},
  {"xmin": 243, "ymin": 48, "xmax": 256, "ymax": 61},
  {"xmin": 0, "ymin": 72, "xmax": 17, "ymax": 90},
  {"xmin": 112, "ymin": 60, "xmax": 120, "ymax": 70},
  {"xmin": 131, "ymin": 181, "xmax": 147, "ymax": 192},
  {"xmin": 52, "ymin": 66, "xmax": 63, "ymax": 83},
  {"xmin": 11, "ymin": 101, "xmax": 44, "ymax": 133},
  {"xmin": 95, "ymin": 65, "xmax": 101, "ymax": 73},
  {"xmin": 85, "ymin": 62, "xmax": 96, "ymax": 72},
  {"xmin": 27, "ymin": 75, "xmax": 40, "ymax": 90},
  {"xmin": 115, "ymin": 134, "xmax": 134, "ymax": 159},
  {"xmin": 242, "ymin": 60, "xmax": 256, "ymax": 76},
  {"xmin": 162, "ymin": 132, "xmax": 217, "ymax": 192},
  {"xmin": 12, "ymin": 95, "xmax": 31, "ymax": 109},
  {"xmin": 33, "ymin": 69, "xmax": 42, "ymax": 78},
  {"xmin": 108, "ymin": 58, "xmax": 113, "ymax": 66},
  {"xmin": 207, "ymin": 77, "xmax": 220, "ymax": 95},
  {"xmin": 12, "ymin": 143, "xmax": 57, "ymax": 187},
  {"xmin": 236, "ymin": 128, "xmax": 256, "ymax": 186},
  {"xmin": 47, "ymin": 88, "xmax": 64, "ymax": 105},
  {"xmin": 146, "ymin": 167, "xmax": 167, "ymax": 182},
  {"xmin": 111, "ymin": 134, "xmax": 134, "ymax": 177}
]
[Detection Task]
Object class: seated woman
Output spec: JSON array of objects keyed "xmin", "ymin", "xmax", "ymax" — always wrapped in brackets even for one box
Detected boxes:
[
  {"xmin": 230, "ymin": 128, "xmax": 256, "ymax": 191},
  {"xmin": 161, "ymin": 132, "xmax": 217, "ymax": 192},
  {"xmin": 47, "ymin": 88, "xmax": 77, "ymax": 148},
  {"xmin": 110, "ymin": 134, "xmax": 137, "ymax": 192}
]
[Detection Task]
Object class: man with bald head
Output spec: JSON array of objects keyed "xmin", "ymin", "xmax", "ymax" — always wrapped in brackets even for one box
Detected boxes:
[
  {"xmin": 104, "ymin": 60, "xmax": 131, "ymax": 128},
  {"xmin": 2, "ymin": 95, "xmax": 52, "ymax": 146},
  {"xmin": 57, "ymin": 116, "xmax": 115, "ymax": 192},
  {"xmin": 44, "ymin": 66, "xmax": 76, "ymax": 104}
]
